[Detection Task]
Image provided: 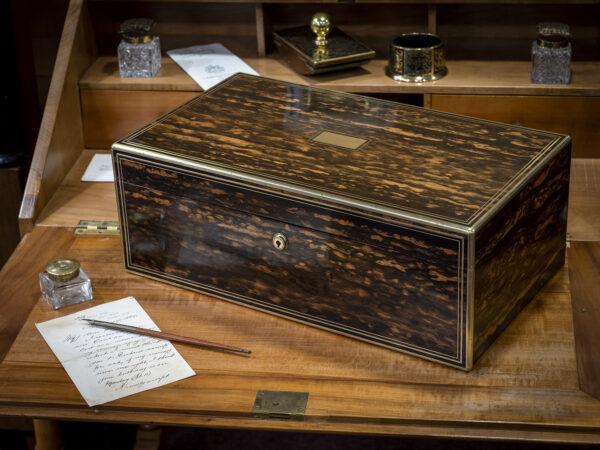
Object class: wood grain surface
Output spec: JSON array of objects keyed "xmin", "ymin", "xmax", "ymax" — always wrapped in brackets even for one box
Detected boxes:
[
  {"xmin": 0, "ymin": 167, "xmax": 23, "ymax": 268},
  {"xmin": 115, "ymin": 156, "xmax": 466, "ymax": 366},
  {"xmin": 79, "ymin": 56, "xmax": 600, "ymax": 96},
  {"xmin": 567, "ymin": 241, "xmax": 600, "ymax": 400},
  {"xmin": 88, "ymin": 1, "xmax": 257, "ymax": 58},
  {"xmin": 0, "ymin": 228, "xmax": 599, "ymax": 442},
  {"xmin": 113, "ymin": 75, "xmax": 571, "ymax": 369},
  {"xmin": 431, "ymin": 94, "xmax": 600, "ymax": 158},
  {"xmin": 122, "ymin": 73, "xmax": 567, "ymax": 227},
  {"xmin": 9, "ymin": 0, "xmax": 599, "ymax": 444},
  {"xmin": 36, "ymin": 150, "xmax": 118, "ymax": 227},
  {"xmin": 81, "ymin": 89, "xmax": 198, "ymax": 149},
  {"xmin": 80, "ymin": 57, "xmax": 200, "ymax": 92},
  {"xmin": 18, "ymin": 0, "xmax": 95, "ymax": 237},
  {"xmin": 0, "ymin": 227, "xmax": 75, "ymax": 361},
  {"xmin": 569, "ymin": 158, "xmax": 600, "ymax": 242},
  {"xmin": 473, "ymin": 143, "xmax": 570, "ymax": 360}
]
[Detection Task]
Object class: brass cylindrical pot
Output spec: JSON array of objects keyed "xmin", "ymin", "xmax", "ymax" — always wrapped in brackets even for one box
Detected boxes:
[{"xmin": 386, "ymin": 33, "xmax": 447, "ymax": 82}]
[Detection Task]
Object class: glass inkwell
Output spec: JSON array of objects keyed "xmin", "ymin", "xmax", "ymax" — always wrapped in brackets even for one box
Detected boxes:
[
  {"xmin": 531, "ymin": 22, "xmax": 571, "ymax": 84},
  {"xmin": 39, "ymin": 259, "xmax": 93, "ymax": 309},
  {"xmin": 118, "ymin": 18, "xmax": 162, "ymax": 78}
]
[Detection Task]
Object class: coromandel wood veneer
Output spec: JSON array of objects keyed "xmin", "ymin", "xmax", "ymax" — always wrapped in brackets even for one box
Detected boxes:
[{"xmin": 112, "ymin": 74, "xmax": 570, "ymax": 370}]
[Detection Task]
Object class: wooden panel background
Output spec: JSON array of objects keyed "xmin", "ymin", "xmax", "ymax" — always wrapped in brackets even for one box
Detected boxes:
[
  {"xmin": 19, "ymin": 0, "xmax": 96, "ymax": 236},
  {"xmin": 36, "ymin": 150, "xmax": 117, "ymax": 226},
  {"xmin": 0, "ymin": 168, "xmax": 23, "ymax": 269},
  {"xmin": 438, "ymin": 3, "xmax": 600, "ymax": 61},
  {"xmin": 264, "ymin": 4, "xmax": 428, "ymax": 58},
  {"xmin": 0, "ymin": 227, "xmax": 75, "ymax": 361},
  {"xmin": 81, "ymin": 89, "xmax": 198, "ymax": 149},
  {"xmin": 431, "ymin": 95, "xmax": 600, "ymax": 158},
  {"xmin": 88, "ymin": 2, "xmax": 258, "ymax": 57},
  {"xmin": 568, "ymin": 158, "xmax": 600, "ymax": 241},
  {"xmin": 568, "ymin": 241, "xmax": 600, "ymax": 400}
]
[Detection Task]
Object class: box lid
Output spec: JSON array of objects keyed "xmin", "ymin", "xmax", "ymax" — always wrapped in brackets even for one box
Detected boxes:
[
  {"xmin": 273, "ymin": 25, "xmax": 375, "ymax": 75},
  {"xmin": 115, "ymin": 74, "xmax": 570, "ymax": 232}
]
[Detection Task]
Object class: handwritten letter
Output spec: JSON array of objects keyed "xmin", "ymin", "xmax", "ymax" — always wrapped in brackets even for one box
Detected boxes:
[{"xmin": 36, "ymin": 297, "xmax": 195, "ymax": 406}]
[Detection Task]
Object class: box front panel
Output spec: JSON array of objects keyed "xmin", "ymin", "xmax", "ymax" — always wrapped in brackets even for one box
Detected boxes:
[{"xmin": 114, "ymin": 152, "xmax": 470, "ymax": 368}]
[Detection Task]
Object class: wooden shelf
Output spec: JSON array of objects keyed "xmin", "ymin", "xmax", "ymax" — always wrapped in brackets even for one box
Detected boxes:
[
  {"xmin": 80, "ymin": 56, "xmax": 600, "ymax": 96},
  {"xmin": 36, "ymin": 150, "xmax": 117, "ymax": 228}
]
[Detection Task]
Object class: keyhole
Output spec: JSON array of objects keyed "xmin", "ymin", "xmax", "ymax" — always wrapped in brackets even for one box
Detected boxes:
[{"xmin": 272, "ymin": 232, "xmax": 288, "ymax": 250}]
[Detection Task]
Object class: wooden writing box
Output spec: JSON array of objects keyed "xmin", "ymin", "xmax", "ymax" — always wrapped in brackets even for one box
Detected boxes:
[{"xmin": 112, "ymin": 74, "xmax": 570, "ymax": 370}]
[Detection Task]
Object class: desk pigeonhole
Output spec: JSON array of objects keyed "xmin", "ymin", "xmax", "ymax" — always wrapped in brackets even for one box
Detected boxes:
[{"xmin": 112, "ymin": 74, "xmax": 570, "ymax": 370}]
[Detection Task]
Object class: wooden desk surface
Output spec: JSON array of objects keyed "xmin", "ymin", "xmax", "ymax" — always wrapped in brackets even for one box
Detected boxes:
[
  {"xmin": 5, "ymin": 148, "xmax": 600, "ymax": 443},
  {"xmin": 0, "ymin": 227, "xmax": 599, "ymax": 443}
]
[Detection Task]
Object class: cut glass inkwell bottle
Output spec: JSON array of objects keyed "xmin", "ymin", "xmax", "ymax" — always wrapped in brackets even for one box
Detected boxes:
[
  {"xmin": 39, "ymin": 259, "xmax": 93, "ymax": 309},
  {"xmin": 118, "ymin": 18, "xmax": 161, "ymax": 78},
  {"xmin": 531, "ymin": 22, "xmax": 571, "ymax": 84}
]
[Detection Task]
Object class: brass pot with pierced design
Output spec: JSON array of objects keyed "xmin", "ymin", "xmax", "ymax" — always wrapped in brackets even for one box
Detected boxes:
[{"xmin": 387, "ymin": 33, "xmax": 447, "ymax": 82}]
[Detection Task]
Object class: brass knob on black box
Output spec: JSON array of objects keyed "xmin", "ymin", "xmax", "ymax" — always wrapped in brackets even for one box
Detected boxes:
[
  {"xmin": 310, "ymin": 12, "xmax": 331, "ymax": 46},
  {"xmin": 272, "ymin": 233, "xmax": 288, "ymax": 251}
]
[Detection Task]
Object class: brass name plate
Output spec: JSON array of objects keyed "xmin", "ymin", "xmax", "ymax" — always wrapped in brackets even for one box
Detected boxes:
[
  {"xmin": 313, "ymin": 131, "xmax": 368, "ymax": 150},
  {"xmin": 252, "ymin": 390, "xmax": 309, "ymax": 421}
]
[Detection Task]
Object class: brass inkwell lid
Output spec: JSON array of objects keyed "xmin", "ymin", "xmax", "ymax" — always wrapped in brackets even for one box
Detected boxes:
[
  {"xmin": 46, "ymin": 258, "xmax": 81, "ymax": 282},
  {"xmin": 273, "ymin": 13, "xmax": 375, "ymax": 75}
]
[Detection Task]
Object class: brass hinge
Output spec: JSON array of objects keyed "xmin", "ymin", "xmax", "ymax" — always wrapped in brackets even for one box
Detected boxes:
[
  {"xmin": 75, "ymin": 220, "xmax": 120, "ymax": 235},
  {"xmin": 252, "ymin": 390, "xmax": 308, "ymax": 421},
  {"xmin": 566, "ymin": 232, "xmax": 571, "ymax": 249}
]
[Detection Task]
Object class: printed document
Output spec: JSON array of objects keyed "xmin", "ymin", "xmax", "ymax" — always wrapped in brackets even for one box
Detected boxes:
[
  {"xmin": 36, "ymin": 297, "xmax": 196, "ymax": 406},
  {"xmin": 167, "ymin": 43, "xmax": 259, "ymax": 90}
]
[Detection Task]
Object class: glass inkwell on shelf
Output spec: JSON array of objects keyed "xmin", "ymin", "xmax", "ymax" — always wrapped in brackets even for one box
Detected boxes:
[
  {"xmin": 531, "ymin": 22, "xmax": 571, "ymax": 84},
  {"xmin": 39, "ymin": 259, "xmax": 93, "ymax": 309},
  {"xmin": 118, "ymin": 18, "xmax": 162, "ymax": 78}
]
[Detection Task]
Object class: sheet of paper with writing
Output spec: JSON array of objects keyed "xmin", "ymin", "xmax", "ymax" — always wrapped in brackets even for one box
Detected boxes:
[{"xmin": 35, "ymin": 296, "xmax": 196, "ymax": 406}]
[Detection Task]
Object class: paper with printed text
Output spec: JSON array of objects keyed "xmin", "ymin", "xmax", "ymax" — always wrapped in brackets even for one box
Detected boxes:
[{"xmin": 167, "ymin": 43, "xmax": 259, "ymax": 90}]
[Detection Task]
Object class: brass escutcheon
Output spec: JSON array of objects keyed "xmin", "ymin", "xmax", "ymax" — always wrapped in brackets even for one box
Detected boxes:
[{"xmin": 272, "ymin": 232, "xmax": 288, "ymax": 250}]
